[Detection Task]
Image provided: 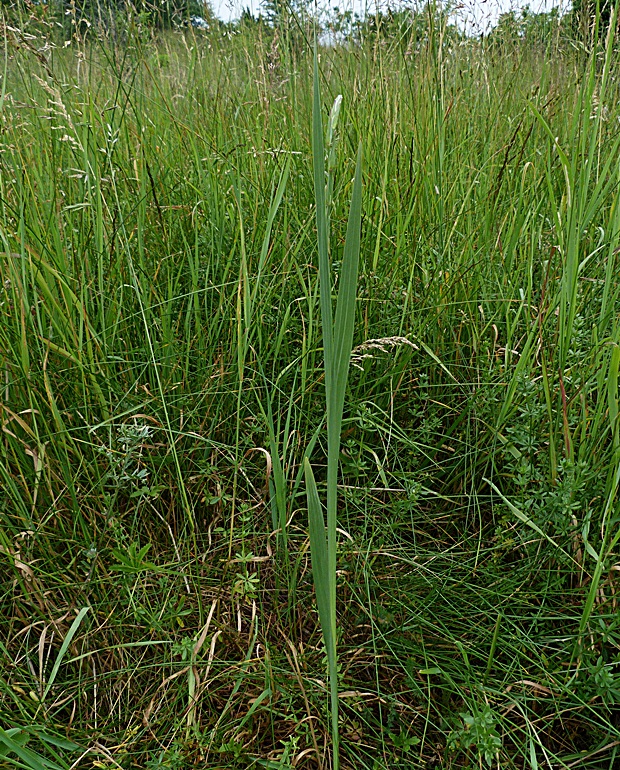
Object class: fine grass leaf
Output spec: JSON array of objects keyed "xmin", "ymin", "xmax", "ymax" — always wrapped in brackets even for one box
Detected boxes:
[
  {"xmin": 313, "ymin": 43, "xmax": 333, "ymax": 387},
  {"xmin": 42, "ymin": 607, "xmax": 90, "ymax": 702},
  {"xmin": 608, "ymin": 345, "xmax": 620, "ymax": 446},
  {"xmin": 304, "ymin": 457, "xmax": 333, "ymax": 666},
  {"xmin": 237, "ymin": 688, "xmax": 272, "ymax": 731},
  {"xmin": 332, "ymin": 142, "xmax": 363, "ymax": 424},
  {"xmin": 256, "ymin": 159, "xmax": 290, "ymax": 281},
  {"xmin": 0, "ymin": 726, "xmax": 63, "ymax": 770},
  {"xmin": 33, "ymin": 731, "xmax": 79, "ymax": 752},
  {"xmin": 0, "ymin": 728, "xmax": 28, "ymax": 757},
  {"xmin": 485, "ymin": 479, "xmax": 578, "ymax": 567}
]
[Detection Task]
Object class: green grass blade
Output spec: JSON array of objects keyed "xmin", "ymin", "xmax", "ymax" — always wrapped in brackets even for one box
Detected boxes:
[
  {"xmin": 485, "ymin": 479, "xmax": 577, "ymax": 567},
  {"xmin": 254, "ymin": 158, "xmax": 291, "ymax": 299},
  {"xmin": 327, "ymin": 143, "xmax": 364, "ymax": 533},
  {"xmin": 42, "ymin": 607, "xmax": 90, "ymax": 702},
  {"xmin": 608, "ymin": 344, "xmax": 620, "ymax": 450},
  {"xmin": 304, "ymin": 458, "xmax": 332, "ymax": 660},
  {"xmin": 0, "ymin": 726, "xmax": 63, "ymax": 770},
  {"xmin": 313, "ymin": 43, "xmax": 333, "ymax": 388},
  {"xmin": 332, "ymin": 143, "xmax": 363, "ymax": 426}
]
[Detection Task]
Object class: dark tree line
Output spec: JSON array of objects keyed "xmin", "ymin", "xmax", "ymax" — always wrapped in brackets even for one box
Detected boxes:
[
  {"xmin": 0, "ymin": 0, "xmax": 215, "ymax": 32},
  {"xmin": 573, "ymin": 0, "xmax": 614, "ymax": 27},
  {"xmin": 1, "ymin": 0, "xmax": 618, "ymax": 42}
]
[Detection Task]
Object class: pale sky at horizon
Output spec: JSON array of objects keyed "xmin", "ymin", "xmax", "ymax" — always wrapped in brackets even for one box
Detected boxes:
[{"xmin": 205, "ymin": 0, "xmax": 570, "ymax": 32}]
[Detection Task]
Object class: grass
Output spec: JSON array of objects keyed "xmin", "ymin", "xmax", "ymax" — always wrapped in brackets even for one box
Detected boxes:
[
  {"xmin": 304, "ymin": 45, "xmax": 363, "ymax": 769},
  {"xmin": 1, "ymin": 7, "xmax": 620, "ymax": 769}
]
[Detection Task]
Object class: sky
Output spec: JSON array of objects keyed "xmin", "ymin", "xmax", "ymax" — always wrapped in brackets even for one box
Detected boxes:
[{"xmin": 204, "ymin": 0, "xmax": 570, "ymax": 32}]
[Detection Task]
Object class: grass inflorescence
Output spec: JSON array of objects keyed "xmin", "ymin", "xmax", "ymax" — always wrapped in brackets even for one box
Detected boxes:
[{"xmin": 1, "ymin": 7, "xmax": 620, "ymax": 769}]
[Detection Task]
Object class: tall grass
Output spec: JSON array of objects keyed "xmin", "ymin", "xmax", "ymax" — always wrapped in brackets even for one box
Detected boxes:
[
  {"xmin": 1, "ymin": 9, "xmax": 620, "ymax": 769},
  {"xmin": 304, "ymin": 45, "xmax": 363, "ymax": 769}
]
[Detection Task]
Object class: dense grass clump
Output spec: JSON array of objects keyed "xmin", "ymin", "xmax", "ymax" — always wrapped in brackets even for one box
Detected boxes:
[{"xmin": 1, "ymin": 10, "xmax": 620, "ymax": 769}]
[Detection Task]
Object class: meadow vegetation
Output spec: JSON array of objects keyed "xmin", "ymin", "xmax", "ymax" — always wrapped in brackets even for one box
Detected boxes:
[{"xmin": 2, "ymin": 3, "xmax": 620, "ymax": 768}]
